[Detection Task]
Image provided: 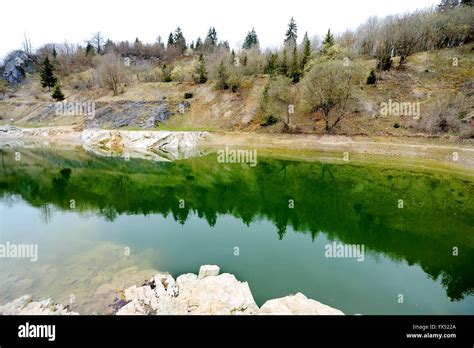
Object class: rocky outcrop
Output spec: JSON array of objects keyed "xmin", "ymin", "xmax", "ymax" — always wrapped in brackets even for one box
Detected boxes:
[
  {"xmin": 85, "ymin": 100, "xmax": 174, "ymax": 129},
  {"xmin": 2, "ymin": 50, "xmax": 35, "ymax": 85},
  {"xmin": 0, "ymin": 295, "xmax": 78, "ymax": 315},
  {"xmin": 0, "ymin": 126, "xmax": 209, "ymax": 161},
  {"xmin": 116, "ymin": 266, "xmax": 259, "ymax": 315},
  {"xmin": 115, "ymin": 265, "xmax": 344, "ymax": 315},
  {"xmin": 80, "ymin": 129, "xmax": 209, "ymax": 160}
]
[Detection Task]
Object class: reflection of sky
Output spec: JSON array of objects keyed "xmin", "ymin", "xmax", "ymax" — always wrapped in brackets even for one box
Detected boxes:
[{"xmin": 1, "ymin": 197, "xmax": 474, "ymax": 315}]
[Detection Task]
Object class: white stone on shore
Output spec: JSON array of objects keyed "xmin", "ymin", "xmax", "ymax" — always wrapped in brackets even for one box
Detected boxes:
[
  {"xmin": 0, "ymin": 295, "xmax": 78, "ymax": 315},
  {"xmin": 259, "ymin": 293, "xmax": 344, "ymax": 315},
  {"xmin": 198, "ymin": 265, "xmax": 220, "ymax": 279}
]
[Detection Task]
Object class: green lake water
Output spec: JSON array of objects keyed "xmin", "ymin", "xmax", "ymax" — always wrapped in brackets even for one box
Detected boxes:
[{"xmin": 0, "ymin": 146, "xmax": 473, "ymax": 315}]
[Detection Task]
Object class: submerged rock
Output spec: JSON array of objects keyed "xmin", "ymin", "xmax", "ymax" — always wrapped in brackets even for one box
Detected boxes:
[{"xmin": 0, "ymin": 295, "xmax": 78, "ymax": 315}]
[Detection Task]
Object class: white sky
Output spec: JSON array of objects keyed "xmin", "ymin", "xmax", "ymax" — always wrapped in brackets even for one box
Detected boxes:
[{"xmin": 1, "ymin": 0, "xmax": 439, "ymax": 58}]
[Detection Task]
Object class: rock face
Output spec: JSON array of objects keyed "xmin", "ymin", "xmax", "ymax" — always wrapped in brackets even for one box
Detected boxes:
[
  {"xmin": 0, "ymin": 295, "xmax": 78, "ymax": 315},
  {"xmin": 259, "ymin": 293, "xmax": 344, "ymax": 315},
  {"xmin": 85, "ymin": 101, "xmax": 174, "ymax": 129},
  {"xmin": 2, "ymin": 50, "xmax": 35, "ymax": 85}
]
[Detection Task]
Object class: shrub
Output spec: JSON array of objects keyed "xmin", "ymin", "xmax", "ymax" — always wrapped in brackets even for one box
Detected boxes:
[
  {"xmin": 51, "ymin": 84, "xmax": 65, "ymax": 101},
  {"xmin": 367, "ymin": 70, "xmax": 377, "ymax": 85},
  {"xmin": 260, "ymin": 115, "xmax": 278, "ymax": 126}
]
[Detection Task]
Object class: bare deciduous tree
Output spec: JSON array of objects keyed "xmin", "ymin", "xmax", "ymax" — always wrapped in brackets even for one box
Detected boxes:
[
  {"xmin": 395, "ymin": 12, "xmax": 424, "ymax": 67},
  {"xmin": 97, "ymin": 53, "xmax": 126, "ymax": 95},
  {"xmin": 91, "ymin": 32, "xmax": 105, "ymax": 54},
  {"xmin": 302, "ymin": 61, "xmax": 355, "ymax": 132}
]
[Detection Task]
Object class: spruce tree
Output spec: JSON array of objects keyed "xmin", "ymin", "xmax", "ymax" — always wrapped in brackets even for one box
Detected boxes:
[
  {"xmin": 167, "ymin": 32, "xmax": 175, "ymax": 47},
  {"xmin": 85, "ymin": 42, "xmax": 95, "ymax": 56},
  {"xmin": 205, "ymin": 27, "xmax": 218, "ymax": 46},
  {"xmin": 280, "ymin": 48, "xmax": 289, "ymax": 76},
  {"xmin": 196, "ymin": 54, "xmax": 208, "ymax": 83},
  {"xmin": 322, "ymin": 29, "xmax": 335, "ymax": 54},
  {"xmin": 174, "ymin": 27, "xmax": 187, "ymax": 54},
  {"xmin": 40, "ymin": 57, "xmax": 57, "ymax": 92},
  {"xmin": 284, "ymin": 17, "xmax": 298, "ymax": 48},
  {"xmin": 196, "ymin": 37, "xmax": 202, "ymax": 50},
  {"xmin": 51, "ymin": 84, "xmax": 65, "ymax": 101},
  {"xmin": 265, "ymin": 53, "xmax": 278, "ymax": 76},
  {"xmin": 290, "ymin": 47, "xmax": 301, "ymax": 83},
  {"xmin": 242, "ymin": 28, "xmax": 259, "ymax": 49},
  {"xmin": 216, "ymin": 59, "xmax": 229, "ymax": 90},
  {"xmin": 301, "ymin": 32, "xmax": 312, "ymax": 70}
]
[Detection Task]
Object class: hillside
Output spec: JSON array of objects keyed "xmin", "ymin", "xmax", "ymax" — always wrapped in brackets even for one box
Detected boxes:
[{"xmin": 0, "ymin": 45, "xmax": 473, "ymax": 140}]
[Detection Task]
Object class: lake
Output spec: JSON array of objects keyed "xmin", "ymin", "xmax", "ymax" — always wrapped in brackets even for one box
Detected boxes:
[{"xmin": 0, "ymin": 145, "xmax": 473, "ymax": 315}]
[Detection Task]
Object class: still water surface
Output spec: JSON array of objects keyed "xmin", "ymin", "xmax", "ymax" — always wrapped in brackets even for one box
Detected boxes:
[{"xmin": 0, "ymin": 146, "xmax": 473, "ymax": 314}]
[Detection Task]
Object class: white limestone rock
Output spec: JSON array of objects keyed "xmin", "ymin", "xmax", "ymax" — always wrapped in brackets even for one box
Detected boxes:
[
  {"xmin": 198, "ymin": 265, "xmax": 220, "ymax": 279},
  {"xmin": 259, "ymin": 293, "xmax": 344, "ymax": 315}
]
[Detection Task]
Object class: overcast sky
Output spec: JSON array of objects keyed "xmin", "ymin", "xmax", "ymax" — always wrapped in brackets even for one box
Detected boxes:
[{"xmin": 1, "ymin": 0, "xmax": 439, "ymax": 58}]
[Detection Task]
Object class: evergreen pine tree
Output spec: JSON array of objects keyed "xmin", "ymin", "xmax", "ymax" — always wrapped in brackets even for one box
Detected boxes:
[
  {"xmin": 216, "ymin": 59, "xmax": 229, "ymax": 90},
  {"xmin": 85, "ymin": 42, "xmax": 95, "ymax": 56},
  {"xmin": 284, "ymin": 17, "xmax": 298, "ymax": 48},
  {"xmin": 40, "ymin": 57, "xmax": 57, "ymax": 92},
  {"xmin": 280, "ymin": 48, "xmax": 289, "ymax": 76},
  {"xmin": 322, "ymin": 29, "xmax": 335, "ymax": 54},
  {"xmin": 301, "ymin": 32, "xmax": 312, "ymax": 70},
  {"xmin": 290, "ymin": 47, "xmax": 301, "ymax": 83},
  {"xmin": 242, "ymin": 28, "xmax": 260, "ymax": 49},
  {"xmin": 51, "ymin": 84, "xmax": 65, "ymax": 101},
  {"xmin": 52, "ymin": 45, "xmax": 57, "ymax": 59},
  {"xmin": 196, "ymin": 54, "xmax": 208, "ymax": 83},
  {"xmin": 167, "ymin": 32, "xmax": 175, "ymax": 47},
  {"xmin": 196, "ymin": 37, "xmax": 202, "ymax": 50},
  {"xmin": 265, "ymin": 53, "xmax": 278, "ymax": 76},
  {"xmin": 174, "ymin": 27, "xmax": 187, "ymax": 54},
  {"xmin": 205, "ymin": 27, "xmax": 218, "ymax": 46}
]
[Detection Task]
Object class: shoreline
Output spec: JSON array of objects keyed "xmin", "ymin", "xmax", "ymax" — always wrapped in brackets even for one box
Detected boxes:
[
  {"xmin": 0, "ymin": 265, "xmax": 345, "ymax": 315},
  {"xmin": 1, "ymin": 125, "xmax": 474, "ymax": 171}
]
